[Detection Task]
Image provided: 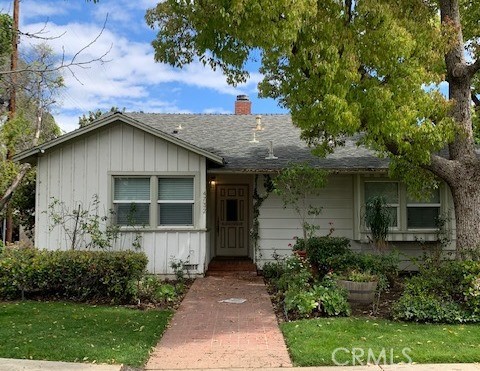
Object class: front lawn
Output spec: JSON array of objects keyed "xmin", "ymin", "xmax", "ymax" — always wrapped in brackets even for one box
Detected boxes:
[
  {"xmin": 282, "ymin": 317, "xmax": 480, "ymax": 366},
  {"xmin": 0, "ymin": 301, "xmax": 171, "ymax": 366}
]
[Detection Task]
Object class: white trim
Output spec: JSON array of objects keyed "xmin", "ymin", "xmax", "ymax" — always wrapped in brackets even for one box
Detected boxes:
[{"xmin": 14, "ymin": 112, "xmax": 224, "ymax": 165}]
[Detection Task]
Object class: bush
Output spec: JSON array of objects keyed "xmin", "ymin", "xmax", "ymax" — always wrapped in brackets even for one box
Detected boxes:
[
  {"xmin": 392, "ymin": 260, "xmax": 480, "ymax": 323},
  {"xmin": 301, "ymin": 235, "xmax": 398, "ymax": 289},
  {"xmin": 136, "ymin": 275, "xmax": 185, "ymax": 306},
  {"xmin": 264, "ymin": 255, "xmax": 351, "ymax": 320},
  {"xmin": 0, "ymin": 247, "xmax": 147, "ymax": 302},
  {"xmin": 392, "ymin": 293, "xmax": 467, "ymax": 323}
]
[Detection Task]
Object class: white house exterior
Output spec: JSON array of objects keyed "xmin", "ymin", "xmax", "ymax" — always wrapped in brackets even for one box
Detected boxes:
[{"xmin": 15, "ymin": 98, "xmax": 456, "ymax": 274}]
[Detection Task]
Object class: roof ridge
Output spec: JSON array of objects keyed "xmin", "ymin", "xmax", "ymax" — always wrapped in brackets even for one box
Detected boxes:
[{"xmin": 126, "ymin": 112, "xmax": 290, "ymax": 116}]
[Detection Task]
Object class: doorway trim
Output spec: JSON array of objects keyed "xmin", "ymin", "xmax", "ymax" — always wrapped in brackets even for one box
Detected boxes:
[{"xmin": 215, "ymin": 184, "xmax": 250, "ymax": 257}]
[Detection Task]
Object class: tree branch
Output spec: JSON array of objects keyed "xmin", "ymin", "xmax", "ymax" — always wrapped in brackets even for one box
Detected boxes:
[
  {"xmin": 473, "ymin": 92, "xmax": 480, "ymax": 111},
  {"xmin": 467, "ymin": 59, "xmax": 480, "ymax": 77},
  {"xmin": 0, "ymin": 15, "xmax": 111, "ymax": 77},
  {"xmin": 0, "ymin": 164, "xmax": 31, "ymax": 211}
]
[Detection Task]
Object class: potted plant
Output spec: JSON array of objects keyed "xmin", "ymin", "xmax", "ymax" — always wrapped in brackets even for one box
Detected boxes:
[{"xmin": 336, "ymin": 269, "xmax": 378, "ymax": 304}]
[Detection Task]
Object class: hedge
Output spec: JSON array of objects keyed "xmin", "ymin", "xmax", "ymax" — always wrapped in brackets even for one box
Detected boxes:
[{"xmin": 0, "ymin": 248, "xmax": 148, "ymax": 302}]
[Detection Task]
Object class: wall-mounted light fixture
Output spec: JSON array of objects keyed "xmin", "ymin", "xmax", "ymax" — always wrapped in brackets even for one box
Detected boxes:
[{"xmin": 209, "ymin": 176, "xmax": 216, "ymax": 187}]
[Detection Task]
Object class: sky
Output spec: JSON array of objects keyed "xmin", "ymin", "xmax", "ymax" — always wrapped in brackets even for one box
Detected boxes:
[{"xmin": 0, "ymin": 0, "xmax": 287, "ymax": 133}]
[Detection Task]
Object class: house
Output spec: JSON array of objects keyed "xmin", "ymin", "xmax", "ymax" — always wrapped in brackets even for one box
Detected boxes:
[{"xmin": 14, "ymin": 96, "xmax": 455, "ymax": 274}]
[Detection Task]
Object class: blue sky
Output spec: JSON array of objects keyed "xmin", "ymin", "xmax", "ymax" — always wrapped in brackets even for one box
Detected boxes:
[{"xmin": 0, "ymin": 0, "xmax": 286, "ymax": 132}]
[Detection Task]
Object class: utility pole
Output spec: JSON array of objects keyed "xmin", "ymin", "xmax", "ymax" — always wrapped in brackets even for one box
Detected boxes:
[{"xmin": 6, "ymin": 0, "xmax": 20, "ymax": 243}]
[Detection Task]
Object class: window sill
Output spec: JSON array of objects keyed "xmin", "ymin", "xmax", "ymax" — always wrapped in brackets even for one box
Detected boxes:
[
  {"xmin": 117, "ymin": 227, "xmax": 207, "ymax": 233},
  {"xmin": 358, "ymin": 230, "xmax": 439, "ymax": 243}
]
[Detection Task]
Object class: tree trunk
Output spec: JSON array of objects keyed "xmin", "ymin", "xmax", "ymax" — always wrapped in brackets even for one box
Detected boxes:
[
  {"xmin": 449, "ymin": 177, "xmax": 480, "ymax": 259},
  {"xmin": 428, "ymin": 0, "xmax": 480, "ymax": 258}
]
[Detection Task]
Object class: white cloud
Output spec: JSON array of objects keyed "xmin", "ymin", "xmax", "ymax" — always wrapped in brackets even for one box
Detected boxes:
[{"xmin": 14, "ymin": 3, "xmax": 266, "ymax": 133}]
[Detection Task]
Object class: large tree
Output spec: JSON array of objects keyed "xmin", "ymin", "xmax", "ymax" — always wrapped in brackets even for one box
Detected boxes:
[{"xmin": 146, "ymin": 0, "xmax": 480, "ymax": 259}]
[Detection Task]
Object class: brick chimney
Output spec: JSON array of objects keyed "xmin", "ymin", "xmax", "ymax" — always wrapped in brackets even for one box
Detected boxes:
[{"xmin": 234, "ymin": 94, "xmax": 251, "ymax": 115}]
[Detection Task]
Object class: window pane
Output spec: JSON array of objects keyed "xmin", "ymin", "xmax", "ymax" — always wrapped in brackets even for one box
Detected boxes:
[
  {"xmin": 159, "ymin": 178, "xmax": 194, "ymax": 200},
  {"xmin": 365, "ymin": 182, "xmax": 398, "ymax": 203},
  {"xmin": 387, "ymin": 207, "xmax": 398, "ymax": 227},
  {"xmin": 114, "ymin": 178, "xmax": 150, "ymax": 200},
  {"xmin": 407, "ymin": 207, "xmax": 440, "ymax": 229},
  {"xmin": 407, "ymin": 189, "xmax": 440, "ymax": 204},
  {"xmin": 226, "ymin": 199, "xmax": 238, "ymax": 221},
  {"xmin": 115, "ymin": 203, "xmax": 150, "ymax": 225},
  {"xmin": 159, "ymin": 203, "xmax": 193, "ymax": 225}
]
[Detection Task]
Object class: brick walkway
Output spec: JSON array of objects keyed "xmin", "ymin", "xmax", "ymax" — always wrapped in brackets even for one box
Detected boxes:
[{"xmin": 145, "ymin": 276, "xmax": 292, "ymax": 369}]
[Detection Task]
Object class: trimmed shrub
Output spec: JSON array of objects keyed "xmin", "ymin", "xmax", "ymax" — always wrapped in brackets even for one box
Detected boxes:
[
  {"xmin": 0, "ymin": 247, "xmax": 147, "ymax": 302},
  {"xmin": 300, "ymin": 235, "xmax": 398, "ymax": 288}
]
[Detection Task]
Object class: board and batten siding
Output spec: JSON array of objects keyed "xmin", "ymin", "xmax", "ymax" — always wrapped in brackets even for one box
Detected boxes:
[
  {"xmin": 36, "ymin": 122, "xmax": 208, "ymax": 274},
  {"xmin": 256, "ymin": 174, "xmax": 354, "ymax": 265}
]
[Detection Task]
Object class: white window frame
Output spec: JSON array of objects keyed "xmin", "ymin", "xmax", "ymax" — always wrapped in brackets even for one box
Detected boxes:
[{"xmin": 110, "ymin": 173, "xmax": 198, "ymax": 230}]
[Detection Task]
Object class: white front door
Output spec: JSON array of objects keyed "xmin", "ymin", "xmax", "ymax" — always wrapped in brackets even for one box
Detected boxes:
[{"xmin": 216, "ymin": 185, "xmax": 249, "ymax": 256}]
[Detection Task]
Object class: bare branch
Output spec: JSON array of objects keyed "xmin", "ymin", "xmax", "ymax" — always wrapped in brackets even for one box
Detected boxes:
[{"xmin": 0, "ymin": 15, "xmax": 111, "ymax": 77}]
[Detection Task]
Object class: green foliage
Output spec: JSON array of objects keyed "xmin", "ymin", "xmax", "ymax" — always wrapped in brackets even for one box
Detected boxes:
[
  {"xmin": 274, "ymin": 163, "xmax": 327, "ymax": 241},
  {"xmin": 338, "ymin": 269, "xmax": 377, "ymax": 283},
  {"xmin": 392, "ymin": 260, "xmax": 480, "ymax": 323},
  {"xmin": 364, "ymin": 196, "xmax": 392, "ymax": 249},
  {"xmin": 78, "ymin": 107, "xmax": 125, "ymax": 128},
  {"xmin": 0, "ymin": 247, "xmax": 148, "ymax": 302},
  {"xmin": 136, "ymin": 275, "xmax": 184, "ymax": 306},
  {"xmin": 312, "ymin": 277, "xmax": 351, "ymax": 317},
  {"xmin": 0, "ymin": 14, "xmax": 12, "ymax": 59},
  {"xmin": 147, "ymin": 0, "xmax": 457, "ymax": 163},
  {"xmin": 10, "ymin": 168, "xmax": 36, "ymax": 237},
  {"xmin": 265, "ymin": 255, "xmax": 350, "ymax": 320},
  {"xmin": 251, "ymin": 174, "xmax": 274, "ymax": 260},
  {"xmin": 301, "ymin": 235, "xmax": 398, "ymax": 290},
  {"xmin": 301, "ymin": 236, "xmax": 350, "ymax": 275}
]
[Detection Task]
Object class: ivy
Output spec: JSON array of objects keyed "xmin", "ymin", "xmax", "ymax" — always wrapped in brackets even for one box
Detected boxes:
[{"xmin": 251, "ymin": 174, "xmax": 274, "ymax": 260}]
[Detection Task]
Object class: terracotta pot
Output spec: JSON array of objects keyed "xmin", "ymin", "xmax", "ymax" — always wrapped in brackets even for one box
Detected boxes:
[{"xmin": 293, "ymin": 250, "xmax": 307, "ymax": 259}]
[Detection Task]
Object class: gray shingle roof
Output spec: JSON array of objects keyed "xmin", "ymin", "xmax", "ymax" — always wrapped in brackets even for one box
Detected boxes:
[{"xmin": 124, "ymin": 112, "xmax": 388, "ymax": 172}]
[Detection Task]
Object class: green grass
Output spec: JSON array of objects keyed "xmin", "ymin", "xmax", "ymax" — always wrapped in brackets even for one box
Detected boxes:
[
  {"xmin": 0, "ymin": 301, "xmax": 172, "ymax": 366},
  {"xmin": 282, "ymin": 317, "xmax": 480, "ymax": 366}
]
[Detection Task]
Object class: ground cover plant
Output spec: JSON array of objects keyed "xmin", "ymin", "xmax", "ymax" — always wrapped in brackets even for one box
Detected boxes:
[
  {"xmin": 392, "ymin": 259, "xmax": 480, "ymax": 323},
  {"xmin": 263, "ymin": 254, "xmax": 351, "ymax": 320},
  {"xmin": 282, "ymin": 317, "xmax": 480, "ymax": 366},
  {"xmin": 0, "ymin": 301, "xmax": 171, "ymax": 366}
]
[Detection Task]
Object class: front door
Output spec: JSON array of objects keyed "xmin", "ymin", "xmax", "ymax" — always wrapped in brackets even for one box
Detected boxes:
[{"xmin": 216, "ymin": 185, "xmax": 249, "ymax": 256}]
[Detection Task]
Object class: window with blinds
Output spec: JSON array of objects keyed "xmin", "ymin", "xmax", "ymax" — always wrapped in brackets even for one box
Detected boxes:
[
  {"xmin": 407, "ymin": 189, "xmax": 440, "ymax": 229},
  {"xmin": 113, "ymin": 178, "xmax": 150, "ymax": 226},
  {"xmin": 158, "ymin": 178, "xmax": 194, "ymax": 226}
]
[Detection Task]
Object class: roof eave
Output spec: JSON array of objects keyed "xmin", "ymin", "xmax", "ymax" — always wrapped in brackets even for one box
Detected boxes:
[{"xmin": 13, "ymin": 112, "xmax": 224, "ymax": 165}]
